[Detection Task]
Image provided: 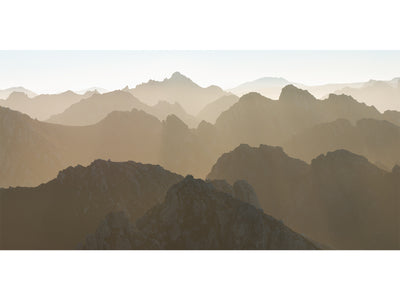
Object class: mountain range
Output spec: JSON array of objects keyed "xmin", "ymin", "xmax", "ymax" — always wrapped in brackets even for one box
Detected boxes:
[
  {"xmin": 2, "ymin": 84, "xmax": 400, "ymax": 188},
  {"xmin": 79, "ymin": 176, "xmax": 318, "ymax": 250},
  {"xmin": 208, "ymin": 144, "xmax": 400, "ymax": 249},
  {"xmin": 46, "ymin": 90, "xmax": 199, "ymax": 128},
  {"xmin": 127, "ymin": 72, "xmax": 229, "ymax": 114}
]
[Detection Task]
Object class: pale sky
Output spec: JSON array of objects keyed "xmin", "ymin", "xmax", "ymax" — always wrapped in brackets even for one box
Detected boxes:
[{"xmin": 1, "ymin": 51, "xmax": 399, "ymax": 94}]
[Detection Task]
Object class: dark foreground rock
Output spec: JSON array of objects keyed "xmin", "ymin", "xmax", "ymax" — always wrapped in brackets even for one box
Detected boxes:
[{"xmin": 80, "ymin": 176, "xmax": 318, "ymax": 250}]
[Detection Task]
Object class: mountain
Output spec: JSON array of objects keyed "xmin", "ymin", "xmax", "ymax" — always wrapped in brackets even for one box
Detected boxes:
[
  {"xmin": 197, "ymin": 94, "xmax": 239, "ymax": 123},
  {"xmin": 47, "ymin": 91, "xmax": 199, "ymax": 127},
  {"xmin": 0, "ymin": 160, "xmax": 183, "ymax": 249},
  {"xmin": 0, "ymin": 107, "xmax": 163, "ymax": 187},
  {"xmin": 208, "ymin": 144, "xmax": 400, "ymax": 249},
  {"xmin": 147, "ymin": 100, "xmax": 199, "ymax": 128},
  {"xmin": 0, "ymin": 90, "xmax": 88, "ymax": 120},
  {"xmin": 284, "ymin": 118, "xmax": 400, "ymax": 170},
  {"xmin": 333, "ymin": 78, "xmax": 400, "ymax": 112},
  {"xmin": 3, "ymin": 84, "xmax": 399, "ymax": 188},
  {"xmin": 228, "ymin": 77, "xmax": 366, "ymax": 99},
  {"xmin": 46, "ymin": 90, "xmax": 149, "ymax": 126},
  {"xmin": 76, "ymin": 87, "xmax": 108, "ymax": 94},
  {"xmin": 0, "ymin": 87, "xmax": 36, "ymax": 99},
  {"xmin": 229, "ymin": 77, "xmax": 291, "ymax": 98},
  {"xmin": 128, "ymin": 72, "xmax": 228, "ymax": 114},
  {"xmin": 80, "ymin": 176, "xmax": 318, "ymax": 250},
  {"xmin": 214, "ymin": 86, "xmax": 397, "ymax": 149}
]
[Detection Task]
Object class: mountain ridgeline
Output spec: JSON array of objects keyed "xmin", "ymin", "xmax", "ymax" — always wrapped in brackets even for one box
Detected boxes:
[
  {"xmin": 1, "ymin": 75, "xmax": 400, "ymax": 250},
  {"xmin": 1, "ymin": 84, "xmax": 400, "ymax": 188},
  {"xmin": 208, "ymin": 144, "xmax": 400, "ymax": 249}
]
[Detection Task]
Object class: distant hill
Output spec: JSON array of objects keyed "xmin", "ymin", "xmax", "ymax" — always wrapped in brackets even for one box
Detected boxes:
[
  {"xmin": 196, "ymin": 94, "xmax": 239, "ymax": 123},
  {"xmin": 47, "ymin": 90, "xmax": 199, "ymax": 127},
  {"xmin": 0, "ymin": 87, "xmax": 37, "ymax": 99},
  {"xmin": 128, "ymin": 72, "xmax": 228, "ymax": 114},
  {"xmin": 79, "ymin": 176, "xmax": 318, "ymax": 250},
  {"xmin": 229, "ymin": 77, "xmax": 291, "ymax": 98},
  {"xmin": 76, "ymin": 87, "xmax": 108, "ymax": 94},
  {"xmin": 0, "ymin": 90, "xmax": 88, "ymax": 120},
  {"xmin": 333, "ymin": 78, "xmax": 400, "ymax": 112},
  {"xmin": 208, "ymin": 144, "xmax": 400, "ymax": 249}
]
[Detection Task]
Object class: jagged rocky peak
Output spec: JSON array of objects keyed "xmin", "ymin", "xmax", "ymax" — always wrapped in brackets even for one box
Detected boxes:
[
  {"xmin": 233, "ymin": 180, "xmax": 261, "ymax": 209},
  {"xmin": 81, "ymin": 175, "xmax": 318, "ymax": 249},
  {"xmin": 326, "ymin": 93, "xmax": 357, "ymax": 102},
  {"xmin": 168, "ymin": 71, "xmax": 193, "ymax": 83},
  {"xmin": 163, "ymin": 114, "xmax": 189, "ymax": 130},
  {"xmin": 207, "ymin": 178, "xmax": 262, "ymax": 209},
  {"xmin": 279, "ymin": 84, "xmax": 316, "ymax": 102}
]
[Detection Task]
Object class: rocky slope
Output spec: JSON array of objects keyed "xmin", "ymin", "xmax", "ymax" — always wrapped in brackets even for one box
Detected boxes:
[
  {"xmin": 208, "ymin": 144, "xmax": 400, "ymax": 249},
  {"xmin": 80, "ymin": 176, "xmax": 318, "ymax": 250},
  {"xmin": 0, "ymin": 160, "xmax": 183, "ymax": 249}
]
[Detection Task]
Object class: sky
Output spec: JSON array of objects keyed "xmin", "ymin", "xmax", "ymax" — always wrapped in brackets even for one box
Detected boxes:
[{"xmin": 0, "ymin": 51, "xmax": 400, "ymax": 94}]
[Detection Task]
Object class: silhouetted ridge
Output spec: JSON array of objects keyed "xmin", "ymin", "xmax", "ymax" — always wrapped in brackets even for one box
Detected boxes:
[
  {"xmin": 279, "ymin": 84, "xmax": 316, "ymax": 102},
  {"xmin": 208, "ymin": 144, "xmax": 399, "ymax": 249},
  {"xmin": 0, "ymin": 159, "xmax": 183, "ymax": 249},
  {"xmin": 80, "ymin": 176, "xmax": 318, "ymax": 250}
]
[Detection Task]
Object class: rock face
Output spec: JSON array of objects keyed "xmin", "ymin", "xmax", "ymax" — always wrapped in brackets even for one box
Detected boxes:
[
  {"xmin": 208, "ymin": 144, "xmax": 400, "ymax": 249},
  {"xmin": 0, "ymin": 160, "xmax": 183, "ymax": 249},
  {"xmin": 80, "ymin": 176, "xmax": 318, "ymax": 250}
]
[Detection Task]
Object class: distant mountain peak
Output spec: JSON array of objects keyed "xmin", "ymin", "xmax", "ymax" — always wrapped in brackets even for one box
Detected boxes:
[
  {"xmin": 279, "ymin": 84, "xmax": 316, "ymax": 102},
  {"xmin": 167, "ymin": 71, "xmax": 194, "ymax": 84}
]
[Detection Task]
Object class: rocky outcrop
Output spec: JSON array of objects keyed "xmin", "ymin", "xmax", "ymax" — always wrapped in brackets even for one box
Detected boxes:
[
  {"xmin": 0, "ymin": 160, "xmax": 183, "ymax": 249},
  {"xmin": 80, "ymin": 176, "xmax": 318, "ymax": 250}
]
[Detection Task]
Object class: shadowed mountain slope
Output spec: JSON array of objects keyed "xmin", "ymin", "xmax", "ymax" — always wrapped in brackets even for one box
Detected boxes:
[
  {"xmin": 0, "ymin": 160, "xmax": 183, "ymax": 249},
  {"xmin": 80, "ymin": 176, "xmax": 318, "ymax": 250},
  {"xmin": 284, "ymin": 118, "xmax": 400, "ymax": 170},
  {"xmin": 208, "ymin": 144, "xmax": 400, "ymax": 249},
  {"xmin": 0, "ymin": 107, "xmax": 163, "ymax": 187}
]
